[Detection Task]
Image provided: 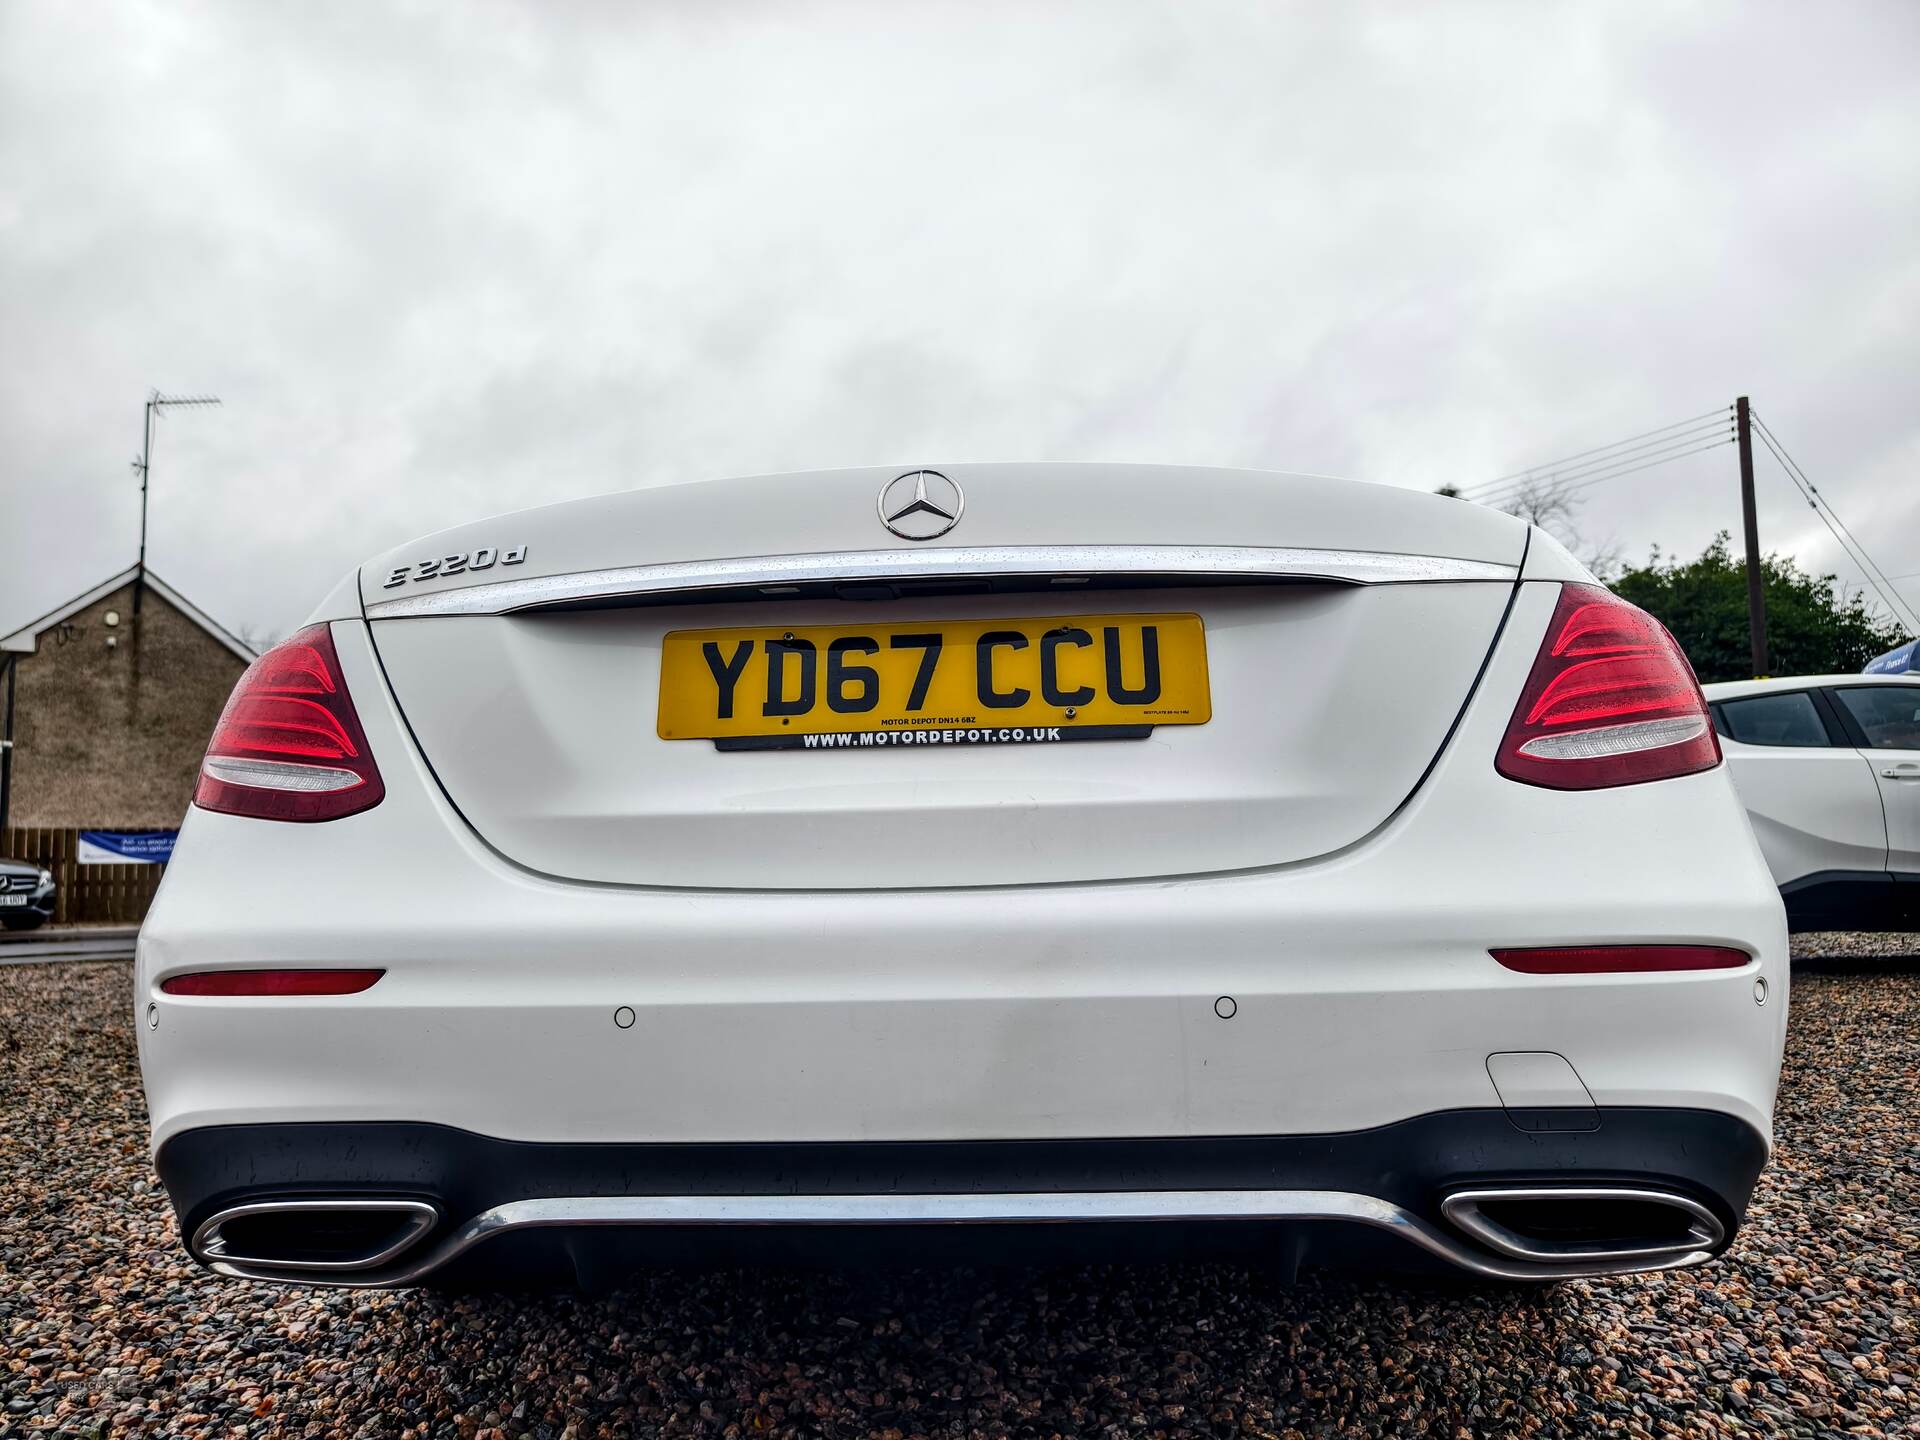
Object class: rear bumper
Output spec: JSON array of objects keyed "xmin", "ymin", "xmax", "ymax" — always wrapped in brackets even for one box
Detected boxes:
[
  {"xmin": 137, "ymin": 869, "xmax": 1787, "ymax": 1150},
  {"xmin": 157, "ymin": 1108, "xmax": 1767, "ymax": 1286}
]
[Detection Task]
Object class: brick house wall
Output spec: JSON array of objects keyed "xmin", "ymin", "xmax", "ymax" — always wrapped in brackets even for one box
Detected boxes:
[{"xmin": 7, "ymin": 583, "xmax": 249, "ymax": 827}]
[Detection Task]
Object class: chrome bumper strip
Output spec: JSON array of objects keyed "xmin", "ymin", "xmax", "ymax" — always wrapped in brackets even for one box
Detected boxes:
[
  {"xmin": 203, "ymin": 1187, "xmax": 1715, "ymax": 1287},
  {"xmin": 364, "ymin": 545, "xmax": 1518, "ymax": 620}
]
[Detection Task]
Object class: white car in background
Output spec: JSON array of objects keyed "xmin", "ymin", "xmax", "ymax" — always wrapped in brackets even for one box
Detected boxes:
[
  {"xmin": 1704, "ymin": 674, "xmax": 1920, "ymax": 931},
  {"xmin": 137, "ymin": 465, "xmax": 1786, "ymax": 1288}
]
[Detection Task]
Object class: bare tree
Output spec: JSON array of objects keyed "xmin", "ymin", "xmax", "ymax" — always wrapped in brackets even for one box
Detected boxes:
[
  {"xmin": 1497, "ymin": 476, "xmax": 1579, "ymax": 532},
  {"xmin": 1496, "ymin": 478, "xmax": 1623, "ymax": 581},
  {"xmin": 234, "ymin": 625, "xmax": 281, "ymax": 657}
]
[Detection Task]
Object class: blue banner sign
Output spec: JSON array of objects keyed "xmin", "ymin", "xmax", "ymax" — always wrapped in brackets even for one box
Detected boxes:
[
  {"xmin": 76, "ymin": 830, "xmax": 178, "ymax": 865},
  {"xmin": 1864, "ymin": 640, "xmax": 1918, "ymax": 675}
]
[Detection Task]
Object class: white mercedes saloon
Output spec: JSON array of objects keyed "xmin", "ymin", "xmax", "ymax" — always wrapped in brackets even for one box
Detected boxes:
[{"xmin": 137, "ymin": 465, "xmax": 1787, "ymax": 1288}]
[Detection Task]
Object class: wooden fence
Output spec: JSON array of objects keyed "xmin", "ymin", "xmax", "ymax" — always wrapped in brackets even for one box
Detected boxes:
[{"xmin": 2, "ymin": 827, "xmax": 168, "ymax": 925}]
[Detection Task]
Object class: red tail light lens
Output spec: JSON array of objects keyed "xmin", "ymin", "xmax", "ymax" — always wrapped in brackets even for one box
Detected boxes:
[
  {"xmin": 194, "ymin": 624, "xmax": 385, "ymax": 822},
  {"xmin": 1496, "ymin": 584, "xmax": 1720, "ymax": 790},
  {"xmin": 162, "ymin": 968, "xmax": 385, "ymax": 996}
]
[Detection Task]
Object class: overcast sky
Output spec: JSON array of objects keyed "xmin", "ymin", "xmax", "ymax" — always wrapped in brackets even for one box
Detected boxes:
[{"xmin": 3, "ymin": 1, "xmax": 1916, "ymax": 642}]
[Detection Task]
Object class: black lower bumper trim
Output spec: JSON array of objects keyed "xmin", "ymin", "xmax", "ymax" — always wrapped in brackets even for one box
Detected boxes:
[
  {"xmin": 157, "ymin": 1108, "xmax": 1767, "ymax": 1284},
  {"xmin": 1780, "ymin": 869, "xmax": 1920, "ymax": 933}
]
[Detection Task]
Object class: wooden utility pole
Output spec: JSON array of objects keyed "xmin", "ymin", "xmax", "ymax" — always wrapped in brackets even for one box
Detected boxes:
[{"xmin": 1736, "ymin": 396, "xmax": 1768, "ymax": 677}]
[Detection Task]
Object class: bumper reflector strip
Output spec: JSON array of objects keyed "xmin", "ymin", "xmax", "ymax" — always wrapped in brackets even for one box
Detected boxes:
[
  {"xmin": 161, "ymin": 969, "xmax": 385, "ymax": 997},
  {"xmin": 1490, "ymin": 945, "xmax": 1749, "ymax": 974}
]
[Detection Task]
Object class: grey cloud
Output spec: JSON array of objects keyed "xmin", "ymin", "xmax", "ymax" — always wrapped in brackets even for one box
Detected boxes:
[{"xmin": 2, "ymin": 0, "xmax": 1915, "ymax": 637}]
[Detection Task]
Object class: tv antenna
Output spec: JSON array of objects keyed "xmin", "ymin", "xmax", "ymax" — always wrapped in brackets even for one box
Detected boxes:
[{"xmin": 131, "ymin": 390, "xmax": 221, "ymax": 614}]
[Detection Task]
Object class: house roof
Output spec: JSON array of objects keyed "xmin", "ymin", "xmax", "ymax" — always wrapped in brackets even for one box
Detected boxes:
[{"xmin": 0, "ymin": 565, "xmax": 257, "ymax": 663}]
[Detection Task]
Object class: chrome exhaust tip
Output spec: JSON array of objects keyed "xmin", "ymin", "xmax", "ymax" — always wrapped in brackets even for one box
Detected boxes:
[
  {"xmin": 1440, "ymin": 1186, "xmax": 1724, "ymax": 1266},
  {"xmin": 192, "ymin": 1198, "xmax": 440, "ymax": 1275}
]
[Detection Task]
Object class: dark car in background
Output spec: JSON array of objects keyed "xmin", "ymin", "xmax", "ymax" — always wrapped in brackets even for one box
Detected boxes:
[{"xmin": 0, "ymin": 859, "xmax": 55, "ymax": 931}]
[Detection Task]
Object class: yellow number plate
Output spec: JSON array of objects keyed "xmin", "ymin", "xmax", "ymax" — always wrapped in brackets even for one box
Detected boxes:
[{"xmin": 658, "ymin": 612, "xmax": 1210, "ymax": 747}]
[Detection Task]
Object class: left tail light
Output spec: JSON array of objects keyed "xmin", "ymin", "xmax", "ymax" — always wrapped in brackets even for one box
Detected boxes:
[{"xmin": 194, "ymin": 624, "xmax": 385, "ymax": 822}]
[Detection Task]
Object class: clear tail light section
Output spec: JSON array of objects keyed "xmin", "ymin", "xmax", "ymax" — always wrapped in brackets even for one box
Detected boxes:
[
  {"xmin": 194, "ymin": 624, "xmax": 385, "ymax": 821},
  {"xmin": 1496, "ymin": 584, "xmax": 1720, "ymax": 790}
]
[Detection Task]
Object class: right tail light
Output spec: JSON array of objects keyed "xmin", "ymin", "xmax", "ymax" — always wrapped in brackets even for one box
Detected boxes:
[{"xmin": 1495, "ymin": 584, "xmax": 1720, "ymax": 790}]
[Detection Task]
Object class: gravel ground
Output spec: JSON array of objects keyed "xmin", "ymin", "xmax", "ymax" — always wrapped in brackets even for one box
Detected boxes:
[{"xmin": 1, "ymin": 941, "xmax": 1915, "ymax": 1439}]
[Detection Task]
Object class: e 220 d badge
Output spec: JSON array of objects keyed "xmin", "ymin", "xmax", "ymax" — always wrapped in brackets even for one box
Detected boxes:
[{"xmin": 382, "ymin": 545, "xmax": 528, "ymax": 588}]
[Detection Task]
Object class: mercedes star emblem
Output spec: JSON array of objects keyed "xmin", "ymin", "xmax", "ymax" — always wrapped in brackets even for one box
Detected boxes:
[{"xmin": 878, "ymin": 470, "xmax": 964, "ymax": 541}]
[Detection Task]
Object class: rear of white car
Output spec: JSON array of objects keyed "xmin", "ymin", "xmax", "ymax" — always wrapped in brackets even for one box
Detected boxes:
[
  {"xmin": 1706, "ymin": 674, "xmax": 1920, "ymax": 930},
  {"xmin": 136, "ymin": 465, "xmax": 1787, "ymax": 1287}
]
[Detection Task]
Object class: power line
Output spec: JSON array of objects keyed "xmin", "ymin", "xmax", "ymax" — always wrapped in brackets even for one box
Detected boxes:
[
  {"xmin": 1463, "ymin": 424, "xmax": 1733, "ymax": 503},
  {"xmin": 1748, "ymin": 413, "xmax": 1919, "ymax": 633},
  {"xmin": 1469, "ymin": 430, "xmax": 1733, "ymax": 509},
  {"xmin": 1484, "ymin": 434, "xmax": 1734, "ymax": 509},
  {"xmin": 1463, "ymin": 406, "xmax": 1732, "ymax": 494},
  {"xmin": 1463, "ymin": 418, "xmax": 1733, "ymax": 503},
  {"xmin": 1470, "ymin": 431, "xmax": 1734, "ymax": 511},
  {"xmin": 1749, "ymin": 412, "xmax": 1906, "ymax": 605},
  {"xmin": 1461, "ymin": 406, "xmax": 1733, "ymax": 498},
  {"xmin": 1456, "ymin": 403, "xmax": 1916, "ymax": 637},
  {"xmin": 1750, "ymin": 411, "xmax": 1917, "ymax": 631},
  {"xmin": 1765, "ymin": 452, "xmax": 1915, "ymax": 631}
]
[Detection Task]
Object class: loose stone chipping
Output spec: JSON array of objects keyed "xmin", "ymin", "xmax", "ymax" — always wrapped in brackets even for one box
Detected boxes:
[{"xmin": 0, "ymin": 941, "xmax": 1914, "ymax": 1437}]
